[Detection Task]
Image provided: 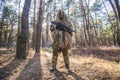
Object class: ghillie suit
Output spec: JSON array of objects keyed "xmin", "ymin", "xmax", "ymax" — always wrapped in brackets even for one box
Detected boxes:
[{"xmin": 50, "ymin": 10, "xmax": 72, "ymax": 72}]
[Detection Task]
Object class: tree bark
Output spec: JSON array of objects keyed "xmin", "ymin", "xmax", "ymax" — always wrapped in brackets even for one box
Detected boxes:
[
  {"xmin": 35, "ymin": 0, "xmax": 43, "ymax": 53},
  {"xmin": 53, "ymin": 0, "xmax": 56, "ymax": 20},
  {"xmin": 7, "ymin": 17, "xmax": 14, "ymax": 49},
  {"xmin": 114, "ymin": 0, "xmax": 120, "ymax": 46},
  {"xmin": 83, "ymin": 17, "xmax": 89, "ymax": 46},
  {"xmin": 114, "ymin": 0, "xmax": 120, "ymax": 21},
  {"xmin": 46, "ymin": 14, "xmax": 49, "ymax": 47},
  {"xmin": 0, "ymin": 15, "xmax": 4, "ymax": 43},
  {"xmin": 102, "ymin": 0, "xmax": 116, "ymax": 45},
  {"xmin": 16, "ymin": 0, "xmax": 31, "ymax": 59},
  {"xmin": 109, "ymin": 0, "xmax": 120, "ymax": 46},
  {"xmin": 0, "ymin": 4, "xmax": 5, "ymax": 43},
  {"xmin": 79, "ymin": 0, "xmax": 90, "ymax": 46},
  {"xmin": 17, "ymin": 0, "xmax": 21, "ymax": 36},
  {"xmin": 108, "ymin": 0, "xmax": 118, "ymax": 19},
  {"xmin": 32, "ymin": 0, "xmax": 36, "ymax": 49}
]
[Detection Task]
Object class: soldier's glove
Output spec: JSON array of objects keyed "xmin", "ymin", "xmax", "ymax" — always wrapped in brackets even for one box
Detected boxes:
[{"xmin": 50, "ymin": 24, "xmax": 56, "ymax": 32}]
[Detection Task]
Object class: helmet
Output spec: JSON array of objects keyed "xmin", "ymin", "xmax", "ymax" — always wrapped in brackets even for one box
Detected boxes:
[{"xmin": 56, "ymin": 10, "xmax": 67, "ymax": 20}]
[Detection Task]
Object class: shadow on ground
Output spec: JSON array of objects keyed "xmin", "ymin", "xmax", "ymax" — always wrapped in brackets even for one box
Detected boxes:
[
  {"xmin": 52, "ymin": 69, "xmax": 84, "ymax": 80},
  {"xmin": 72, "ymin": 48, "xmax": 120, "ymax": 63},
  {"xmin": 53, "ymin": 69, "xmax": 66, "ymax": 80},
  {"xmin": 0, "ymin": 50, "xmax": 14, "ymax": 54},
  {"xmin": 68, "ymin": 70, "xmax": 85, "ymax": 80},
  {"xmin": 0, "ymin": 58, "xmax": 24, "ymax": 80},
  {"xmin": 16, "ymin": 52, "xmax": 42, "ymax": 80}
]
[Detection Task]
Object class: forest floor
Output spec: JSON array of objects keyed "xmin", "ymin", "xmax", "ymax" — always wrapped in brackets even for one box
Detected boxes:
[{"xmin": 0, "ymin": 46, "xmax": 120, "ymax": 80}]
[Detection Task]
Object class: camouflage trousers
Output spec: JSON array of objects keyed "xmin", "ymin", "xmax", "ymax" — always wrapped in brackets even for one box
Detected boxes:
[{"xmin": 52, "ymin": 48, "xmax": 69, "ymax": 68}]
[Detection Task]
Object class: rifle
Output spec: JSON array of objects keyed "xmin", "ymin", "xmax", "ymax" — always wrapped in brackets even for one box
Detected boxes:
[{"xmin": 51, "ymin": 21, "xmax": 76, "ymax": 33}]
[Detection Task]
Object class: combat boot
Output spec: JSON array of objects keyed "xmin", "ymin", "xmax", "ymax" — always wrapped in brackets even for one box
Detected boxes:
[
  {"xmin": 50, "ymin": 67, "xmax": 56, "ymax": 72},
  {"xmin": 66, "ymin": 64, "xmax": 70, "ymax": 72}
]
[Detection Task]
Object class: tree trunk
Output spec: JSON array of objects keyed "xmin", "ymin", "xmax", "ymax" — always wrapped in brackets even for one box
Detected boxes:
[
  {"xmin": 7, "ymin": 23, "xmax": 14, "ymax": 49},
  {"xmin": 109, "ymin": 0, "xmax": 120, "ymax": 46},
  {"xmin": 0, "ymin": 18, "xmax": 3, "ymax": 43},
  {"xmin": 4, "ymin": 23, "xmax": 8, "ymax": 44},
  {"xmin": 35, "ymin": 0, "xmax": 43, "ymax": 53},
  {"xmin": 53, "ymin": 0, "xmax": 56, "ymax": 20},
  {"xmin": 46, "ymin": 14, "xmax": 49, "ymax": 47},
  {"xmin": 61, "ymin": 0, "xmax": 63, "ymax": 10},
  {"xmin": 17, "ymin": 0, "xmax": 21, "ymax": 36},
  {"xmin": 83, "ymin": 17, "xmax": 89, "ymax": 46},
  {"xmin": 108, "ymin": 0, "xmax": 118, "ymax": 19},
  {"xmin": 85, "ymin": 0, "xmax": 93, "ymax": 46},
  {"xmin": 32, "ymin": 0, "xmax": 36, "ymax": 49},
  {"xmin": 0, "ymin": 10, "xmax": 4, "ymax": 43},
  {"xmin": 114, "ymin": 0, "xmax": 120, "ymax": 46},
  {"xmin": 79, "ymin": 0, "xmax": 90, "ymax": 46},
  {"xmin": 85, "ymin": 0, "xmax": 102, "ymax": 46},
  {"xmin": 7, "ymin": 15, "xmax": 16, "ymax": 49},
  {"xmin": 102, "ymin": 0, "xmax": 116, "ymax": 45},
  {"xmin": 0, "ymin": 1, "xmax": 5, "ymax": 43},
  {"xmin": 68, "ymin": 5, "xmax": 70, "ymax": 19},
  {"xmin": 67, "ymin": 0, "xmax": 72, "ymax": 19},
  {"xmin": 16, "ymin": 0, "xmax": 31, "ymax": 59},
  {"xmin": 114, "ymin": 0, "xmax": 120, "ymax": 21},
  {"xmin": 16, "ymin": 0, "xmax": 21, "ymax": 51}
]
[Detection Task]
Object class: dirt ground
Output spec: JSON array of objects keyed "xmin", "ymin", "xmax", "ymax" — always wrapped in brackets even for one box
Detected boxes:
[{"xmin": 0, "ymin": 46, "xmax": 120, "ymax": 80}]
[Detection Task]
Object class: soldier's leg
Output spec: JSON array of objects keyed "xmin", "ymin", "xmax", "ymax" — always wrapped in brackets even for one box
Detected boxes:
[
  {"xmin": 50, "ymin": 49, "xmax": 58, "ymax": 71},
  {"xmin": 62, "ymin": 49, "xmax": 70, "ymax": 70}
]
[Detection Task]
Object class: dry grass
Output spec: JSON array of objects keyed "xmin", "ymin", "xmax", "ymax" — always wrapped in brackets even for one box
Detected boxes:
[
  {"xmin": 43, "ymin": 47, "xmax": 120, "ymax": 80},
  {"xmin": 0, "ymin": 47, "xmax": 120, "ymax": 80},
  {"xmin": 70, "ymin": 55, "xmax": 120, "ymax": 79}
]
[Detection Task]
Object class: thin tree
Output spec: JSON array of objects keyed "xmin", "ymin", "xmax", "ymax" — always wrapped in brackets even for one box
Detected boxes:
[
  {"xmin": 0, "ymin": 0, "xmax": 5, "ymax": 43},
  {"xmin": 17, "ymin": 0, "xmax": 21, "ymax": 36},
  {"xmin": 32, "ymin": 0, "xmax": 36, "ymax": 49},
  {"xmin": 66, "ymin": 0, "xmax": 72, "ymax": 19},
  {"xmin": 53, "ymin": 0, "xmax": 56, "ymax": 20},
  {"xmin": 84, "ymin": 0, "xmax": 99, "ymax": 46},
  {"xmin": 35, "ymin": 0, "xmax": 43, "ymax": 53},
  {"xmin": 114, "ymin": 0, "xmax": 120, "ymax": 21},
  {"xmin": 102, "ymin": 0, "xmax": 116, "ymax": 45},
  {"xmin": 46, "ymin": 13, "xmax": 49, "ymax": 47},
  {"xmin": 16, "ymin": 0, "xmax": 21, "ymax": 51},
  {"xmin": 114, "ymin": 0, "xmax": 120, "ymax": 46},
  {"xmin": 16, "ymin": 0, "xmax": 32, "ymax": 59},
  {"xmin": 108, "ymin": 0, "xmax": 118, "ymax": 20},
  {"xmin": 108, "ymin": 0, "xmax": 120, "ymax": 46},
  {"xmin": 79, "ymin": 0, "xmax": 90, "ymax": 46},
  {"xmin": 7, "ymin": 13, "xmax": 17, "ymax": 49}
]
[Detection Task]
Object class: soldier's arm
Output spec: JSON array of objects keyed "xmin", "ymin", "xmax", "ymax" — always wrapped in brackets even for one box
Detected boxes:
[
  {"xmin": 68, "ymin": 22, "xmax": 73, "ymax": 37},
  {"xmin": 50, "ymin": 24, "xmax": 56, "ymax": 32},
  {"xmin": 50, "ymin": 24, "xmax": 55, "ymax": 43}
]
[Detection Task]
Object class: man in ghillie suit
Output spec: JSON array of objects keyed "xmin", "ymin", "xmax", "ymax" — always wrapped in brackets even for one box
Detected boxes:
[{"xmin": 50, "ymin": 10, "xmax": 73, "ymax": 72}]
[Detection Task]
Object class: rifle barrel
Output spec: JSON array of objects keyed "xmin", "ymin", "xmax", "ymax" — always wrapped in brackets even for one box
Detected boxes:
[{"xmin": 51, "ymin": 21, "xmax": 75, "ymax": 33}]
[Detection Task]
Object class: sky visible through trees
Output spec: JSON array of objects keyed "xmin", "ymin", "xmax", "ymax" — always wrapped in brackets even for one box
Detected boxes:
[
  {"xmin": 0, "ymin": 0, "xmax": 120, "ymax": 80},
  {"xmin": 0, "ymin": 0, "xmax": 120, "ymax": 47},
  {"xmin": 0, "ymin": 0, "xmax": 115, "ymax": 29}
]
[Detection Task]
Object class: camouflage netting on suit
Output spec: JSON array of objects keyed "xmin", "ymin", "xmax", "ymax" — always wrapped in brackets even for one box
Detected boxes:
[{"xmin": 50, "ymin": 10, "xmax": 72, "ymax": 50}]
